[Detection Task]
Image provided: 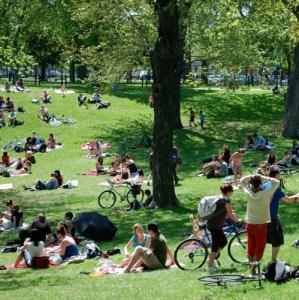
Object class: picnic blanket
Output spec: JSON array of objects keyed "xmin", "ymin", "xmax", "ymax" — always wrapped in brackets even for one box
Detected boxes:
[
  {"xmin": 54, "ymin": 89, "xmax": 75, "ymax": 94},
  {"xmin": 0, "ymin": 183, "xmax": 14, "ymax": 190},
  {"xmin": 81, "ymin": 143, "xmax": 111, "ymax": 150},
  {"xmin": 80, "ymin": 170, "xmax": 103, "ymax": 176},
  {"xmin": 90, "ymin": 259, "xmax": 177, "ymax": 277},
  {"xmin": 46, "ymin": 144, "xmax": 64, "ymax": 152}
]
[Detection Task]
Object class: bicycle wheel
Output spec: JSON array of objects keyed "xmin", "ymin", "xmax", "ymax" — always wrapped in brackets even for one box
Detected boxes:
[
  {"xmin": 126, "ymin": 188, "xmax": 145, "ymax": 206},
  {"xmin": 174, "ymin": 238, "xmax": 208, "ymax": 270},
  {"xmin": 98, "ymin": 190, "xmax": 117, "ymax": 208},
  {"xmin": 228, "ymin": 230, "xmax": 248, "ymax": 264},
  {"xmin": 198, "ymin": 274, "xmax": 243, "ymax": 286}
]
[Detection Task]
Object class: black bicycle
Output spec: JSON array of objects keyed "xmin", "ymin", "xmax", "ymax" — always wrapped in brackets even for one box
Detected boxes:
[
  {"xmin": 98, "ymin": 180, "xmax": 144, "ymax": 209},
  {"xmin": 198, "ymin": 262, "xmax": 263, "ymax": 288},
  {"xmin": 174, "ymin": 222, "xmax": 247, "ymax": 270}
]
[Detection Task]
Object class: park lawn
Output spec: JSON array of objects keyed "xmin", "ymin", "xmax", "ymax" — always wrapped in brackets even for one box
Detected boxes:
[{"xmin": 1, "ymin": 84, "xmax": 299, "ymax": 300}]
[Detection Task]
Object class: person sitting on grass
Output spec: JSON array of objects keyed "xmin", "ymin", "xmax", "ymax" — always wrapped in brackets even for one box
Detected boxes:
[
  {"xmin": 1, "ymin": 151, "xmax": 10, "ymax": 167},
  {"xmin": 266, "ymin": 150, "xmax": 277, "ymax": 166},
  {"xmin": 38, "ymin": 105, "xmax": 51, "ymax": 122},
  {"xmin": 47, "ymin": 133, "xmax": 56, "ymax": 149},
  {"xmin": 78, "ymin": 93, "xmax": 87, "ymax": 107},
  {"xmin": 40, "ymin": 90, "xmax": 52, "ymax": 103},
  {"xmin": 88, "ymin": 91, "xmax": 101, "ymax": 103},
  {"xmin": 14, "ymin": 229, "xmax": 45, "ymax": 267},
  {"xmin": 16, "ymin": 79, "xmax": 25, "ymax": 92},
  {"xmin": 49, "ymin": 225, "xmax": 79, "ymax": 263},
  {"xmin": 245, "ymin": 136, "xmax": 254, "ymax": 149},
  {"xmin": 240, "ymin": 174, "xmax": 280, "ymax": 276},
  {"xmin": 54, "ymin": 170, "xmax": 64, "ymax": 187},
  {"xmin": 253, "ymin": 133, "xmax": 267, "ymax": 150},
  {"xmin": 8, "ymin": 109, "xmax": 17, "ymax": 127},
  {"xmin": 125, "ymin": 154, "xmax": 138, "ymax": 175},
  {"xmin": 4, "ymin": 80, "xmax": 11, "ymax": 92},
  {"xmin": 0, "ymin": 110, "xmax": 5, "ymax": 127},
  {"xmin": 111, "ymin": 163, "xmax": 130, "ymax": 184},
  {"xmin": 277, "ymin": 150, "xmax": 292, "ymax": 168},
  {"xmin": 220, "ymin": 145, "xmax": 231, "ymax": 164},
  {"xmin": 120, "ymin": 223, "xmax": 151, "ymax": 268},
  {"xmin": 214, "ymin": 158, "xmax": 229, "ymax": 178},
  {"xmin": 0, "ymin": 200, "xmax": 14, "ymax": 231},
  {"xmin": 205, "ymin": 184, "xmax": 240, "ymax": 273},
  {"xmin": 96, "ymin": 156, "xmax": 107, "ymax": 174},
  {"xmin": 197, "ymin": 155, "xmax": 219, "ymax": 176},
  {"xmin": 35, "ymin": 173, "xmax": 59, "ymax": 190},
  {"xmin": 143, "ymin": 189, "xmax": 155, "ymax": 209},
  {"xmin": 5, "ymin": 97, "xmax": 14, "ymax": 110},
  {"xmin": 95, "ymin": 100, "xmax": 111, "ymax": 109},
  {"xmin": 124, "ymin": 222, "xmax": 175, "ymax": 273}
]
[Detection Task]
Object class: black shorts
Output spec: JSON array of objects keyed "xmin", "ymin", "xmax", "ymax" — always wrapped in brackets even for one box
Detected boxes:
[
  {"xmin": 208, "ymin": 227, "xmax": 227, "ymax": 252},
  {"xmin": 267, "ymin": 220, "xmax": 284, "ymax": 247}
]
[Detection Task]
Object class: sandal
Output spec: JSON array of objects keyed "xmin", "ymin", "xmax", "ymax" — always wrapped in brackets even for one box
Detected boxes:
[{"xmin": 0, "ymin": 265, "xmax": 7, "ymax": 270}]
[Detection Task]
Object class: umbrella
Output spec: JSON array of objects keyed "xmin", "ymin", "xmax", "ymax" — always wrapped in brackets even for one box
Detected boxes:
[{"xmin": 73, "ymin": 212, "xmax": 117, "ymax": 242}]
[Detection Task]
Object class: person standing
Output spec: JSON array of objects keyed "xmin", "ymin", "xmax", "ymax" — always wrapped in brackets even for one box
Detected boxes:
[
  {"xmin": 230, "ymin": 149, "xmax": 244, "ymax": 184},
  {"xmin": 206, "ymin": 184, "xmax": 240, "ymax": 273},
  {"xmin": 189, "ymin": 108, "xmax": 196, "ymax": 128},
  {"xmin": 240, "ymin": 174, "xmax": 280, "ymax": 275},
  {"xmin": 199, "ymin": 110, "xmax": 205, "ymax": 129},
  {"xmin": 267, "ymin": 167, "xmax": 299, "ymax": 262},
  {"xmin": 170, "ymin": 144, "xmax": 181, "ymax": 186}
]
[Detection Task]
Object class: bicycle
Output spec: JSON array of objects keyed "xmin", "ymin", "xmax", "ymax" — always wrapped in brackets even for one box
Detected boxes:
[
  {"xmin": 98, "ymin": 180, "xmax": 144, "ymax": 209},
  {"xmin": 0, "ymin": 138, "xmax": 25, "ymax": 151},
  {"xmin": 198, "ymin": 261, "xmax": 263, "ymax": 288},
  {"xmin": 174, "ymin": 222, "xmax": 247, "ymax": 270}
]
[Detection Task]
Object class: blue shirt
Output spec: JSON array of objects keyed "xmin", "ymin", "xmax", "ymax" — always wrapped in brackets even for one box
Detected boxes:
[
  {"xmin": 263, "ymin": 183, "xmax": 285, "ymax": 220},
  {"xmin": 131, "ymin": 233, "xmax": 148, "ymax": 247},
  {"xmin": 270, "ymin": 187, "xmax": 285, "ymax": 220}
]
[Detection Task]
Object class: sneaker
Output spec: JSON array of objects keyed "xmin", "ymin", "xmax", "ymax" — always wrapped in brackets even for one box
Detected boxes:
[{"xmin": 207, "ymin": 266, "xmax": 219, "ymax": 274}]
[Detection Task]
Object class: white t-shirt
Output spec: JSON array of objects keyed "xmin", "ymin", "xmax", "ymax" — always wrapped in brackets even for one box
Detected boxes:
[{"xmin": 27, "ymin": 241, "xmax": 45, "ymax": 258}]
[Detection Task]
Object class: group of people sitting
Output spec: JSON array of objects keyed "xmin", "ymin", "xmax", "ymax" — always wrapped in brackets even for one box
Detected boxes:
[
  {"xmin": 244, "ymin": 133, "xmax": 274, "ymax": 151},
  {"xmin": 14, "ymin": 211, "xmax": 79, "ymax": 267},
  {"xmin": 1, "ymin": 151, "xmax": 35, "ymax": 176},
  {"xmin": 197, "ymin": 145, "xmax": 235, "ymax": 179},
  {"xmin": 0, "ymin": 200, "xmax": 23, "ymax": 231},
  {"xmin": 256, "ymin": 141, "xmax": 299, "ymax": 176},
  {"xmin": 24, "ymin": 132, "xmax": 58, "ymax": 152},
  {"xmin": 77, "ymin": 92, "xmax": 111, "ymax": 109},
  {"xmin": 0, "ymin": 96, "xmax": 23, "ymax": 127}
]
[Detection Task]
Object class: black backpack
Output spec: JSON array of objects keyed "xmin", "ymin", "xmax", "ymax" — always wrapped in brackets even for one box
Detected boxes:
[
  {"xmin": 82, "ymin": 242, "xmax": 103, "ymax": 259},
  {"xmin": 263, "ymin": 261, "xmax": 291, "ymax": 284}
]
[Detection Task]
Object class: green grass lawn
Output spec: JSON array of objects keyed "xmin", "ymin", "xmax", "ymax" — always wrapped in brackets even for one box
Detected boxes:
[{"xmin": 1, "ymin": 84, "xmax": 299, "ymax": 300}]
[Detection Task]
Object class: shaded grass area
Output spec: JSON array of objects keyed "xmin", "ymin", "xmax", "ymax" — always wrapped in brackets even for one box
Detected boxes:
[{"xmin": 0, "ymin": 85, "xmax": 299, "ymax": 300}]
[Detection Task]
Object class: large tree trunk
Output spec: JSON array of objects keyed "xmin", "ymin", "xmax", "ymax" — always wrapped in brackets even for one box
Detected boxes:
[
  {"xmin": 283, "ymin": 42, "xmax": 299, "ymax": 138},
  {"xmin": 40, "ymin": 64, "xmax": 47, "ymax": 81},
  {"xmin": 150, "ymin": 0, "xmax": 182, "ymax": 207},
  {"xmin": 69, "ymin": 61, "xmax": 76, "ymax": 83}
]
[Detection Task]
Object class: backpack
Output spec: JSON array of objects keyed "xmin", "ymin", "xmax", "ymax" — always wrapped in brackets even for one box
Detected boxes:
[
  {"xmin": 263, "ymin": 261, "xmax": 291, "ymax": 284},
  {"xmin": 17, "ymin": 107, "xmax": 24, "ymax": 112},
  {"xmin": 198, "ymin": 196, "xmax": 222, "ymax": 218},
  {"xmin": 31, "ymin": 256, "xmax": 49, "ymax": 269},
  {"xmin": 82, "ymin": 242, "xmax": 103, "ymax": 259},
  {"xmin": 14, "ymin": 145, "xmax": 24, "ymax": 152},
  {"xmin": 1, "ymin": 170, "xmax": 11, "ymax": 177}
]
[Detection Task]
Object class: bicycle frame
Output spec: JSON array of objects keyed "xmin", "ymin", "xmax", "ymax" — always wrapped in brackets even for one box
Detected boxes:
[{"xmin": 106, "ymin": 181, "xmax": 130, "ymax": 200}]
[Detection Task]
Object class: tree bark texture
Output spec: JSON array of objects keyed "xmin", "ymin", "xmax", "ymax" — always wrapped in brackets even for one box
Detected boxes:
[
  {"xmin": 283, "ymin": 42, "xmax": 299, "ymax": 138},
  {"xmin": 150, "ymin": 0, "xmax": 182, "ymax": 207}
]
